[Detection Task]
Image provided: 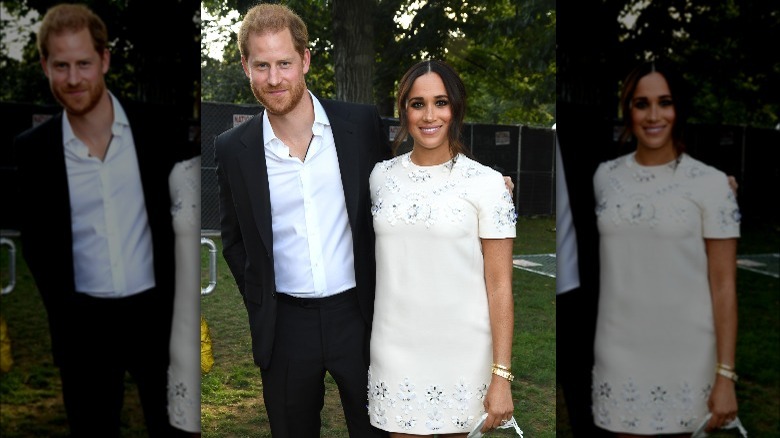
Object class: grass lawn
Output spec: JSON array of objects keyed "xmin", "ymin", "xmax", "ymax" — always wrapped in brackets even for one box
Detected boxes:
[
  {"xmin": 200, "ymin": 215, "xmax": 557, "ymax": 437},
  {"xmin": 0, "ymin": 237, "xmax": 148, "ymax": 437}
]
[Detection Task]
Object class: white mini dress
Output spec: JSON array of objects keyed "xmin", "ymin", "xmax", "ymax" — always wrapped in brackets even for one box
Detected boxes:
[{"xmin": 367, "ymin": 152, "xmax": 516, "ymax": 435}]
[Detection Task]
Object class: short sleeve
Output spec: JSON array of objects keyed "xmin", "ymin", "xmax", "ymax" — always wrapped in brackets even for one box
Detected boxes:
[
  {"xmin": 698, "ymin": 170, "xmax": 740, "ymax": 239},
  {"xmin": 476, "ymin": 172, "xmax": 517, "ymax": 239}
]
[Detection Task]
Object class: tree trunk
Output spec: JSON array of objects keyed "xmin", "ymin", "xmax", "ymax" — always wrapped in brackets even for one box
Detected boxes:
[{"xmin": 331, "ymin": 0, "xmax": 376, "ymax": 104}]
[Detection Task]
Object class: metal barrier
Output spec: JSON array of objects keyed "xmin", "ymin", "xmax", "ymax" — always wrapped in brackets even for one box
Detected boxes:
[
  {"xmin": 201, "ymin": 237, "xmax": 217, "ymax": 296},
  {"xmin": 0, "ymin": 238, "xmax": 16, "ymax": 295}
]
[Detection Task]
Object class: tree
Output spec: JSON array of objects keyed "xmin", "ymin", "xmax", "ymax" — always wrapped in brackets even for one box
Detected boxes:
[
  {"xmin": 331, "ymin": 0, "xmax": 376, "ymax": 104},
  {"xmin": 558, "ymin": 0, "xmax": 779, "ymax": 129},
  {"xmin": 202, "ymin": 0, "xmax": 557, "ymax": 126}
]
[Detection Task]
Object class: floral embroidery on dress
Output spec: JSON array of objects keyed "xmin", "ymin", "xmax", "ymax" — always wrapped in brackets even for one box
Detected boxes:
[
  {"xmin": 385, "ymin": 175, "xmax": 401, "ymax": 193},
  {"xmin": 633, "ymin": 168, "xmax": 656, "ymax": 183},
  {"xmin": 397, "ymin": 378, "xmax": 417, "ymax": 414},
  {"xmin": 425, "ymin": 409, "xmax": 446, "ymax": 431},
  {"xmin": 378, "ymin": 156, "xmax": 399, "ymax": 172},
  {"xmin": 476, "ymin": 383, "xmax": 488, "ymax": 401},
  {"xmin": 621, "ymin": 415, "xmax": 640, "ymax": 430},
  {"xmin": 458, "ymin": 161, "xmax": 482, "ymax": 179},
  {"xmin": 493, "ymin": 191, "xmax": 518, "ymax": 230},
  {"xmin": 401, "ymin": 192, "xmax": 434, "ymax": 226},
  {"xmin": 685, "ymin": 163, "xmax": 708, "ymax": 179},
  {"xmin": 452, "ymin": 379, "xmax": 474, "ymax": 412},
  {"xmin": 593, "ymin": 376, "xmax": 711, "ymax": 433},
  {"xmin": 371, "ymin": 197, "xmax": 383, "ymax": 217},
  {"xmin": 616, "ymin": 194, "xmax": 657, "ymax": 226},
  {"xmin": 451, "ymin": 415, "xmax": 475, "ymax": 429},
  {"xmin": 396, "ymin": 415, "xmax": 417, "ymax": 430},
  {"xmin": 650, "ymin": 409, "xmax": 667, "ymax": 431},
  {"xmin": 409, "ymin": 168, "xmax": 432, "ymax": 183},
  {"xmin": 719, "ymin": 205, "xmax": 742, "ymax": 228},
  {"xmin": 372, "ymin": 403, "xmax": 388, "ymax": 427},
  {"xmin": 167, "ymin": 372, "xmax": 196, "ymax": 428},
  {"xmin": 368, "ymin": 370, "xmax": 489, "ymax": 432},
  {"xmin": 170, "ymin": 157, "xmax": 200, "ymax": 227},
  {"xmin": 425, "ymin": 384, "xmax": 446, "ymax": 405}
]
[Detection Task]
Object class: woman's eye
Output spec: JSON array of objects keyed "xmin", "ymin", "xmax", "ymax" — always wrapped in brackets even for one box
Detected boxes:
[
  {"xmin": 660, "ymin": 99, "xmax": 674, "ymax": 107},
  {"xmin": 633, "ymin": 101, "xmax": 648, "ymax": 109},
  {"xmin": 436, "ymin": 100, "xmax": 449, "ymax": 107},
  {"xmin": 410, "ymin": 102, "xmax": 424, "ymax": 109}
]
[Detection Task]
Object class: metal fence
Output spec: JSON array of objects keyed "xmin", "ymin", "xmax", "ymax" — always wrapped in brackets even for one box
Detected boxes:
[{"xmin": 200, "ymin": 101, "xmax": 556, "ymax": 231}]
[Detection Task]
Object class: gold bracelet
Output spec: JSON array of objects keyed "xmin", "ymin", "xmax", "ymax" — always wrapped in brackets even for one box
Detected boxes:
[
  {"xmin": 717, "ymin": 362, "xmax": 735, "ymax": 371},
  {"xmin": 492, "ymin": 363, "xmax": 511, "ymax": 372},
  {"xmin": 491, "ymin": 366, "xmax": 515, "ymax": 382},
  {"xmin": 716, "ymin": 367, "xmax": 739, "ymax": 382}
]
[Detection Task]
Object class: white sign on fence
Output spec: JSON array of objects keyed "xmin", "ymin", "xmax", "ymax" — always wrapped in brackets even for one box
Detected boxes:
[{"xmin": 233, "ymin": 114, "xmax": 254, "ymax": 127}]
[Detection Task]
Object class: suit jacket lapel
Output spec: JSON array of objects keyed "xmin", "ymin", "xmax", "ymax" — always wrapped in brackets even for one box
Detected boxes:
[
  {"xmin": 238, "ymin": 112, "xmax": 275, "ymax": 255},
  {"xmin": 324, "ymin": 102, "xmax": 360, "ymax": 232}
]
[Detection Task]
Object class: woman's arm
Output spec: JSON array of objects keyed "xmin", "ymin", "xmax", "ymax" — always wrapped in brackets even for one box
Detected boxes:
[
  {"xmin": 480, "ymin": 237, "xmax": 515, "ymax": 432},
  {"xmin": 705, "ymin": 237, "xmax": 739, "ymax": 431}
]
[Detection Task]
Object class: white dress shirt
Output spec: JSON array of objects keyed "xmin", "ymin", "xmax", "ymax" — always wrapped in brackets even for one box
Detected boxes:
[
  {"xmin": 263, "ymin": 92, "xmax": 356, "ymax": 297},
  {"xmin": 63, "ymin": 92, "xmax": 155, "ymax": 297}
]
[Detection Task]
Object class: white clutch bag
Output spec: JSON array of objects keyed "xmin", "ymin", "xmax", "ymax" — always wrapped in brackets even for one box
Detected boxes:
[
  {"xmin": 467, "ymin": 413, "xmax": 524, "ymax": 438},
  {"xmin": 690, "ymin": 413, "xmax": 748, "ymax": 438}
]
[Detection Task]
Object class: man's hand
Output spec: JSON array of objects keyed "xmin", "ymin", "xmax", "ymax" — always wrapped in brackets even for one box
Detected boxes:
[
  {"xmin": 503, "ymin": 176, "xmax": 514, "ymax": 194},
  {"xmin": 727, "ymin": 176, "xmax": 738, "ymax": 196}
]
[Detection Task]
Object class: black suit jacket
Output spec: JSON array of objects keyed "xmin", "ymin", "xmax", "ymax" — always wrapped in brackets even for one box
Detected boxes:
[
  {"xmin": 215, "ymin": 98, "xmax": 391, "ymax": 369},
  {"xmin": 11, "ymin": 100, "xmax": 184, "ymax": 365},
  {"xmin": 556, "ymin": 102, "xmax": 616, "ymax": 293}
]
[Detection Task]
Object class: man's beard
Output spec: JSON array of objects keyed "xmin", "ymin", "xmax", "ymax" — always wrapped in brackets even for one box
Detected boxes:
[
  {"xmin": 52, "ymin": 78, "xmax": 105, "ymax": 117},
  {"xmin": 250, "ymin": 77, "xmax": 306, "ymax": 116}
]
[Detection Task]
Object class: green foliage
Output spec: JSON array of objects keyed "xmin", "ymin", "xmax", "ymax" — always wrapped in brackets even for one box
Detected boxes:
[
  {"xmin": 201, "ymin": 0, "xmax": 556, "ymax": 125},
  {"xmin": 614, "ymin": 0, "xmax": 779, "ymax": 128}
]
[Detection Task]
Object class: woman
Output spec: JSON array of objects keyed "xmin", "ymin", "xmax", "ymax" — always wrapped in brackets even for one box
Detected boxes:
[
  {"xmin": 591, "ymin": 59, "xmax": 740, "ymax": 437},
  {"xmin": 367, "ymin": 60, "xmax": 517, "ymax": 437}
]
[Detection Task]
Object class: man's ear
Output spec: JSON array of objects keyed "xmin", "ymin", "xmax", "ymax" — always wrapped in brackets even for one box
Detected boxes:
[
  {"xmin": 101, "ymin": 48, "xmax": 110, "ymax": 74},
  {"xmin": 40, "ymin": 56, "xmax": 50, "ymax": 78},
  {"xmin": 241, "ymin": 56, "xmax": 251, "ymax": 78},
  {"xmin": 302, "ymin": 48, "xmax": 310, "ymax": 75}
]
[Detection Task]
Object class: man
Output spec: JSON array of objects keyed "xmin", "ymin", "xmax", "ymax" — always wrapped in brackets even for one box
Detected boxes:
[
  {"xmin": 214, "ymin": 4, "xmax": 391, "ymax": 437},
  {"xmin": 11, "ymin": 4, "xmax": 185, "ymax": 436}
]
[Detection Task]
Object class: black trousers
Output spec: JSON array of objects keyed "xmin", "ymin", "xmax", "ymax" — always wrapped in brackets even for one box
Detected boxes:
[
  {"xmin": 57, "ymin": 287, "xmax": 174, "ymax": 438},
  {"xmin": 556, "ymin": 286, "xmax": 611, "ymax": 438},
  {"xmin": 261, "ymin": 289, "xmax": 387, "ymax": 438}
]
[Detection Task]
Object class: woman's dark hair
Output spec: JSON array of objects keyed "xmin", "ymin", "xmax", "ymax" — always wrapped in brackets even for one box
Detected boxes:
[
  {"xmin": 393, "ymin": 60, "xmax": 470, "ymax": 158},
  {"xmin": 618, "ymin": 58, "xmax": 690, "ymax": 156}
]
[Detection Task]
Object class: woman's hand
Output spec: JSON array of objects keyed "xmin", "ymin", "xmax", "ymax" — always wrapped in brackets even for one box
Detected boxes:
[
  {"xmin": 481, "ymin": 375, "xmax": 514, "ymax": 433},
  {"xmin": 705, "ymin": 374, "xmax": 738, "ymax": 431}
]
